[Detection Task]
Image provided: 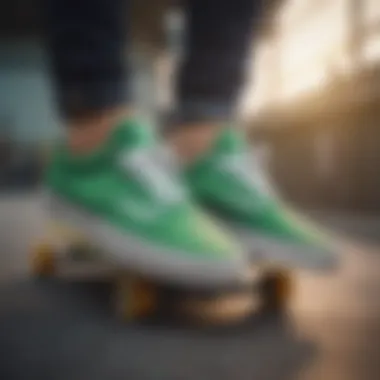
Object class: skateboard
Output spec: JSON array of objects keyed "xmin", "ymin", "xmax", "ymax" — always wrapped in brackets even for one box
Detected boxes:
[{"xmin": 30, "ymin": 224, "xmax": 293, "ymax": 326}]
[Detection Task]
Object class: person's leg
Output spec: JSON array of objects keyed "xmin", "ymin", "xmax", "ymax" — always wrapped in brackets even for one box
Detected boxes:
[
  {"xmin": 172, "ymin": 0, "xmax": 338, "ymax": 270},
  {"xmin": 46, "ymin": 0, "xmax": 131, "ymax": 152},
  {"xmin": 44, "ymin": 0, "xmax": 248, "ymax": 288},
  {"xmin": 169, "ymin": 0, "xmax": 261, "ymax": 162}
]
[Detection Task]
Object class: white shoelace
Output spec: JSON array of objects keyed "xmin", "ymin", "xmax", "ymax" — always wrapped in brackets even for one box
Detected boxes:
[
  {"xmin": 218, "ymin": 150, "xmax": 275, "ymax": 197},
  {"xmin": 119, "ymin": 146, "xmax": 185, "ymax": 205}
]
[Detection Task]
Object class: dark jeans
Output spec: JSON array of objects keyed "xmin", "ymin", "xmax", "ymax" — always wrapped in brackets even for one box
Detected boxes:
[{"xmin": 46, "ymin": 0, "xmax": 263, "ymax": 123}]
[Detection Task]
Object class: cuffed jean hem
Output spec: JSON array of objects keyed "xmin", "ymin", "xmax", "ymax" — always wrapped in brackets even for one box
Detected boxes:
[{"xmin": 57, "ymin": 81, "xmax": 130, "ymax": 119}]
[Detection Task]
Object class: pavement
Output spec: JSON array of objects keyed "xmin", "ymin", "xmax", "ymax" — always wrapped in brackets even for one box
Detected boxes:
[{"xmin": 0, "ymin": 193, "xmax": 380, "ymax": 380}]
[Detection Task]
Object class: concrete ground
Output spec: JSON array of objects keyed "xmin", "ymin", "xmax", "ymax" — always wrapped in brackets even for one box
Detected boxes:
[{"xmin": 0, "ymin": 193, "xmax": 380, "ymax": 380}]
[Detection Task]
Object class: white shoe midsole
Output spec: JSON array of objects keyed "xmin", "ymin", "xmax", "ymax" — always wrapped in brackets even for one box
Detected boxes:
[
  {"xmin": 225, "ymin": 224, "xmax": 338, "ymax": 272},
  {"xmin": 44, "ymin": 193, "xmax": 250, "ymax": 289}
]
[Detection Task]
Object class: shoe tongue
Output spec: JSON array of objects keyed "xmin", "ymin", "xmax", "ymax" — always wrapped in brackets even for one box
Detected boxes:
[
  {"xmin": 187, "ymin": 128, "xmax": 246, "ymax": 171},
  {"xmin": 115, "ymin": 118, "xmax": 156, "ymax": 150},
  {"xmin": 212, "ymin": 128, "xmax": 247, "ymax": 156},
  {"xmin": 59, "ymin": 118, "xmax": 156, "ymax": 170}
]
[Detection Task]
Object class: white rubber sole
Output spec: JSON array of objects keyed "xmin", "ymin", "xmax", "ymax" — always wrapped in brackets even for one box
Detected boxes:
[
  {"xmin": 226, "ymin": 223, "xmax": 339, "ymax": 272},
  {"xmin": 44, "ymin": 193, "xmax": 251, "ymax": 290}
]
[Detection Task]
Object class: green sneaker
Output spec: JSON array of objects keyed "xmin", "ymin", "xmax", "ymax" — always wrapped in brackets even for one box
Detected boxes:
[
  {"xmin": 186, "ymin": 128, "xmax": 339, "ymax": 271},
  {"xmin": 44, "ymin": 119, "xmax": 248, "ymax": 288}
]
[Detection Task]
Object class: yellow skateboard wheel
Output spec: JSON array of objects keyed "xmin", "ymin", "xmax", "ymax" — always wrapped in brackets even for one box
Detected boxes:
[
  {"xmin": 261, "ymin": 270, "xmax": 293, "ymax": 310},
  {"xmin": 272, "ymin": 271, "xmax": 292, "ymax": 306},
  {"xmin": 31, "ymin": 243, "xmax": 56, "ymax": 277},
  {"xmin": 115, "ymin": 276, "xmax": 158, "ymax": 320}
]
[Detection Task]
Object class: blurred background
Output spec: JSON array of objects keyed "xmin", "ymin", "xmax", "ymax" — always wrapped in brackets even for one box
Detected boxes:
[{"xmin": 0, "ymin": 1, "xmax": 380, "ymax": 380}]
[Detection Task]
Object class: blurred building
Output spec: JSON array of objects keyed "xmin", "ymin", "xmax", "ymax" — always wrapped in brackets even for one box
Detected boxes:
[{"xmin": 247, "ymin": 0, "xmax": 380, "ymax": 213}]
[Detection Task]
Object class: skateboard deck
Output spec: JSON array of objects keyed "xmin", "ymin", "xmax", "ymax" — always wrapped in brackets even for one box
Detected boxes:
[{"xmin": 30, "ymin": 224, "xmax": 293, "ymax": 326}]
